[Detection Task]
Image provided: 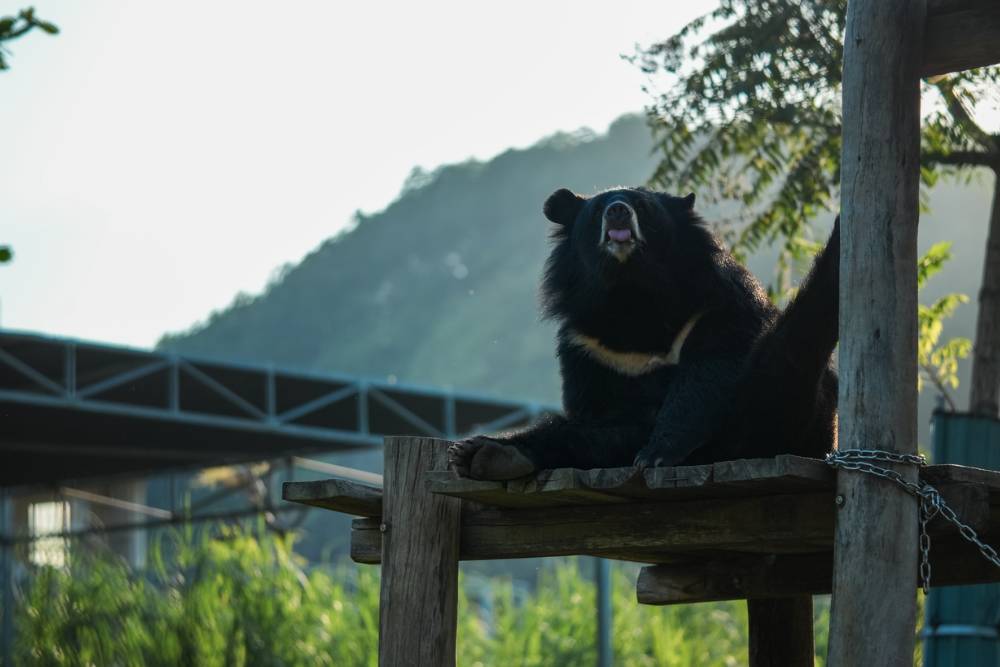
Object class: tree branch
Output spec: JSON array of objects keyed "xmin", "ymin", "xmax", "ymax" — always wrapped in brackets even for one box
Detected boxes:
[
  {"xmin": 934, "ymin": 78, "xmax": 999, "ymax": 153},
  {"xmin": 921, "ymin": 362, "xmax": 959, "ymax": 411},
  {"xmin": 924, "ymin": 150, "xmax": 998, "ymax": 168}
]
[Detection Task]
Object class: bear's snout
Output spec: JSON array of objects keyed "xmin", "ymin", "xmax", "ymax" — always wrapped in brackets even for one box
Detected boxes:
[
  {"xmin": 605, "ymin": 201, "xmax": 632, "ymax": 227},
  {"xmin": 600, "ymin": 200, "xmax": 641, "ymax": 260}
]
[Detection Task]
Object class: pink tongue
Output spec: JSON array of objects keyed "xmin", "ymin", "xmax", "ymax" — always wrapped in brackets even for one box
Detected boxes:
[{"xmin": 608, "ymin": 228, "xmax": 632, "ymax": 242}]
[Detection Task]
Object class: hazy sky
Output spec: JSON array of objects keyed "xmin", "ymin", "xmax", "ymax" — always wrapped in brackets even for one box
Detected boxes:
[{"xmin": 0, "ymin": 0, "xmax": 716, "ymax": 347}]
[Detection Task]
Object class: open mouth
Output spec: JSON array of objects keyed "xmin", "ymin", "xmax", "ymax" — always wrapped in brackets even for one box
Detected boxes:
[{"xmin": 601, "ymin": 201, "xmax": 640, "ymax": 260}]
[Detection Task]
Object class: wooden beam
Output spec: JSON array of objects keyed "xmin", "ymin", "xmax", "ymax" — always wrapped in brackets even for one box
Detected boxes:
[
  {"xmin": 378, "ymin": 436, "xmax": 461, "ymax": 667},
  {"xmin": 924, "ymin": 5, "xmax": 1000, "ymax": 77},
  {"xmin": 351, "ymin": 492, "xmax": 836, "ymax": 565},
  {"xmin": 748, "ymin": 598, "xmax": 814, "ymax": 667},
  {"xmin": 832, "ymin": 1, "xmax": 925, "ymax": 664},
  {"xmin": 281, "ymin": 478, "xmax": 382, "ymax": 517},
  {"xmin": 637, "ymin": 530, "xmax": 1000, "ymax": 604}
]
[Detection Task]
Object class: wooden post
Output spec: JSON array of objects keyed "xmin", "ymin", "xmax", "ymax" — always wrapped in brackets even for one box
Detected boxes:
[
  {"xmin": 748, "ymin": 598, "xmax": 814, "ymax": 667},
  {"xmin": 379, "ymin": 436, "xmax": 461, "ymax": 666},
  {"xmin": 829, "ymin": 1, "xmax": 926, "ymax": 665}
]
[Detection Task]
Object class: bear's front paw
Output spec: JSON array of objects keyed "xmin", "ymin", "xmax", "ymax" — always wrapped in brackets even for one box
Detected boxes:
[
  {"xmin": 632, "ymin": 443, "xmax": 686, "ymax": 470},
  {"xmin": 447, "ymin": 436, "xmax": 537, "ymax": 480}
]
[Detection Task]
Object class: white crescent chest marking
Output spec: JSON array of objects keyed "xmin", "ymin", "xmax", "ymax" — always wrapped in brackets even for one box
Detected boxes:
[{"xmin": 568, "ymin": 313, "xmax": 703, "ymax": 377}]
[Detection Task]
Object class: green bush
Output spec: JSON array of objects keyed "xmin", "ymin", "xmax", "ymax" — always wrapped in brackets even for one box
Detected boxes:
[{"xmin": 11, "ymin": 525, "xmax": 840, "ymax": 666}]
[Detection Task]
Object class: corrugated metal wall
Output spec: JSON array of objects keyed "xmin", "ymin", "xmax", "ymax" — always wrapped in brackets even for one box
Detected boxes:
[{"xmin": 925, "ymin": 411, "xmax": 1000, "ymax": 666}]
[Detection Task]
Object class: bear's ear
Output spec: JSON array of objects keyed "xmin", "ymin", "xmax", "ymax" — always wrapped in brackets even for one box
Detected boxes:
[
  {"xmin": 543, "ymin": 188, "xmax": 585, "ymax": 226},
  {"xmin": 680, "ymin": 192, "xmax": 696, "ymax": 210}
]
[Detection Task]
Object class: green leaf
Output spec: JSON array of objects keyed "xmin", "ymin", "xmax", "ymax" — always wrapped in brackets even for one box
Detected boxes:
[
  {"xmin": 917, "ymin": 241, "xmax": 953, "ymax": 287},
  {"xmin": 36, "ymin": 20, "xmax": 58, "ymax": 35},
  {"xmin": 0, "ymin": 246, "xmax": 11, "ymax": 263}
]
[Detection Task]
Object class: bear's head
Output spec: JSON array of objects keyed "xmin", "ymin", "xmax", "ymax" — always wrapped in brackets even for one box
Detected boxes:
[{"xmin": 540, "ymin": 186, "xmax": 722, "ymax": 323}]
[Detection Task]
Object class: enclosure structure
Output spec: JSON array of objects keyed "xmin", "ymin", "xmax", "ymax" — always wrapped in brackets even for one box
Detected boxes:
[{"xmin": 283, "ymin": 0, "xmax": 1000, "ymax": 664}]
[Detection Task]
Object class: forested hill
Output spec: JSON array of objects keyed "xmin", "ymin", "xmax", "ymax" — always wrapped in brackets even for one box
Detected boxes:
[
  {"xmin": 159, "ymin": 113, "xmax": 994, "ymax": 416},
  {"xmin": 158, "ymin": 115, "xmax": 659, "ymax": 403}
]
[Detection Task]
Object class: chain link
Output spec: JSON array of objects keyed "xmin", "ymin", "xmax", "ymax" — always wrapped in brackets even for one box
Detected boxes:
[{"xmin": 826, "ymin": 448, "xmax": 1000, "ymax": 594}]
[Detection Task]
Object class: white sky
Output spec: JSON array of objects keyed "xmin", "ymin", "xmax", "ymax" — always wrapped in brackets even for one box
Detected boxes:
[{"xmin": 0, "ymin": 0, "xmax": 714, "ymax": 347}]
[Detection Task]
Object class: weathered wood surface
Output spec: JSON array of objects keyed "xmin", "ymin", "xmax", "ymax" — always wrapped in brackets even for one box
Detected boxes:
[
  {"xmin": 425, "ymin": 455, "xmax": 831, "ymax": 508},
  {"xmin": 748, "ymin": 597, "xmax": 814, "ymax": 667},
  {"xmin": 351, "ymin": 492, "xmax": 836, "ymax": 565},
  {"xmin": 278, "ymin": 458, "xmax": 1000, "ymax": 521},
  {"xmin": 279, "ymin": 456, "xmax": 1000, "ymax": 519},
  {"xmin": 378, "ymin": 436, "xmax": 461, "ymax": 667},
  {"xmin": 924, "ymin": 1, "xmax": 1000, "ymax": 76},
  {"xmin": 281, "ymin": 478, "xmax": 382, "ymax": 517},
  {"xmin": 637, "ymin": 529, "xmax": 1000, "ymax": 605},
  {"xmin": 423, "ymin": 456, "xmax": 1000, "ymax": 510},
  {"xmin": 833, "ymin": 1, "xmax": 925, "ymax": 664}
]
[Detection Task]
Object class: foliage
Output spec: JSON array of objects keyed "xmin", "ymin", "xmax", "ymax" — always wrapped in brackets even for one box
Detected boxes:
[
  {"xmin": 10, "ymin": 524, "xmax": 851, "ymax": 666},
  {"xmin": 15, "ymin": 525, "xmax": 379, "ymax": 667},
  {"xmin": 0, "ymin": 6, "xmax": 58, "ymax": 71},
  {"xmin": 0, "ymin": 247, "xmax": 10, "ymax": 264},
  {"xmin": 917, "ymin": 243, "xmax": 972, "ymax": 407},
  {"xmin": 632, "ymin": 0, "xmax": 1000, "ymax": 277}
]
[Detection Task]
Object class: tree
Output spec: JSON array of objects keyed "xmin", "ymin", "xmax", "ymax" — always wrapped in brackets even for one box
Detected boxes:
[{"xmin": 632, "ymin": 0, "xmax": 1000, "ymax": 416}]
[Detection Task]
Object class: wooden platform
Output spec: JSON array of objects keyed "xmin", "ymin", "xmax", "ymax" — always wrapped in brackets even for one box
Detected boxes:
[{"xmin": 283, "ymin": 448, "xmax": 1000, "ymax": 605}]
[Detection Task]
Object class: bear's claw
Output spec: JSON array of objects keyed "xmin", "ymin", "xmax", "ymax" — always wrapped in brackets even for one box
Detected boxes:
[
  {"xmin": 448, "ymin": 436, "xmax": 537, "ymax": 480},
  {"xmin": 633, "ymin": 443, "xmax": 685, "ymax": 470}
]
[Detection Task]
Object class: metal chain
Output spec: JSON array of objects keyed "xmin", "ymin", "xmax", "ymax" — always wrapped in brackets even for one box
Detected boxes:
[{"xmin": 825, "ymin": 448, "xmax": 1000, "ymax": 594}]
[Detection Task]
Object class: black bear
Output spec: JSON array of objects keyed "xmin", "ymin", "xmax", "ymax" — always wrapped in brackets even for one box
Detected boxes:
[{"xmin": 449, "ymin": 186, "xmax": 839, "ymax": 480}]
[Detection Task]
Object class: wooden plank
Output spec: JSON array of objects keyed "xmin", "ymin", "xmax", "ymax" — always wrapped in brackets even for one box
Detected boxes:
[
  {"xmin": 924, "ymin": 5, "xmax": 1000, "ymax": 76},
  {"xmin": 379, "ymin": 436, "xmax": 461, "ymax": 667},
  {"xmin": 281, "ymin": 461, "xmax": 997, "ymax": 522},
  {"xmin": 638, "ymin": 553, "xmax": 832, "ymax": 605},
  {"xmin": 638, "ymin": 530, "xmax": 1000, "ymax": 604},
  {"xmin": 748, "ymin": 597, "xmax": 814, "ymax": 667},
  {"xmin": 507, "ymin": 468, "xmax": 634, "ymax": 505},
  {"xmin": 713, "ymin": 455, "xmax": 832, "ymax": 490},
  {"xmin": 352, "ymin": 492, "xmax": 836, "ymax": 564},
  {"xmin": 424, "ymin": 470, "xmax": 618, "ymax": 508},
  {"xmin": 832, "ymin": 1, "xmax": 925, "ymax": 665},
  {"xmin": 924, "ymin": 463, "xmax": 1000, "ymax": 491},
  {"xmin": 427, "ymin": 457, "xmax": 834, "ymax": 509},
  {"xmin": 423, "ymin": 472, "xmax": 521, "ymax": 507},
  {"xmin": 281, "ymin": 478, "xmax": 382, "ymax": 517},
  {"xmin": 931, "ymin": 483, "xmax": 991, "ymax": 531}
]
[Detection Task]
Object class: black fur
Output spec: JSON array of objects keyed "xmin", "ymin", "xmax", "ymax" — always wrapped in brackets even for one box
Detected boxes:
[{"xmin": 449, "ymin": 186, "xmax": 838, "ymax": 479}]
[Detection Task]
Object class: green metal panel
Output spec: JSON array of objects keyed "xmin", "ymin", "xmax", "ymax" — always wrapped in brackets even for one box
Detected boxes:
[{"xmin": 924, "ymin": 411, "xmax": 1000, "ymax": 667}]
